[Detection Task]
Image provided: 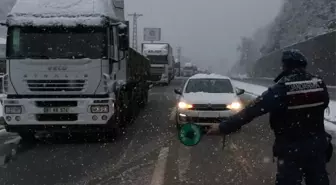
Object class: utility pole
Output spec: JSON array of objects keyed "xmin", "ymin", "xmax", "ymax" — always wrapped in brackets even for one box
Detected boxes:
[
  {"xmin": 128, "ymin": 12, "xmax": 143, "ymax": 51},
  {"xmin": 177, "ymin": 47, "xmax": 182, "ymax": 76}
]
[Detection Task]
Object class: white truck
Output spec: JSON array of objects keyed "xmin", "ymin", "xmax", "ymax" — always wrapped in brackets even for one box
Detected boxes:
[
  {"xmin": 141, "ymin": 43, "xmax": 174, "ymax": 85},
  {"xmin": 182, "ymin": 63, "xmax": 195, "ymax": 77},
  {"xmin": 0, "ymin": 0, "xmax": 151, "ymax": 140}
]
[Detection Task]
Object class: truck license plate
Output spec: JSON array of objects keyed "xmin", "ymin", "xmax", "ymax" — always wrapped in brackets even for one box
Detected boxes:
[{"xmin": 43, "ymin": 107, "xmax": 70, "ymax": 113}]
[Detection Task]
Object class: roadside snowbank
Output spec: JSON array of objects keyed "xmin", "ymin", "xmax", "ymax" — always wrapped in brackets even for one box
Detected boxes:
[{"xmin": 232, "ymin": 80, "xmax": 336, "ymax": 133}]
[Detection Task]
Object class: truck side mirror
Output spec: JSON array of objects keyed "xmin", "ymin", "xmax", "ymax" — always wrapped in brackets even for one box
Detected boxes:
[
  {"xmin": 118, "ymin": 23, "xmax": 129, "ymax": 51},
  {"xmin": 119, "ymin": 34, "xmax": 129, "ymax": 51}
]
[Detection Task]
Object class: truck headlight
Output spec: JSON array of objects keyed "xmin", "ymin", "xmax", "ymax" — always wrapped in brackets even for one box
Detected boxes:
[
  {"xmin": 90, "ymin": 105, "xmax": 109, "ymax": 113},
  {"xmin": 227, "ymin": 102, "xmax": 242, "ymax": 110},
  {"xmin": 178, "ymin": 102, "xmax": 193, "ymax": 109},
  {"xmin": 5, "ymin": 105, "xmax": 23, "ymax": 114}
]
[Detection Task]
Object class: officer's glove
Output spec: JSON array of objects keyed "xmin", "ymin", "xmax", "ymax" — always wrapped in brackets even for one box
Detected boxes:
[{"xmin": 206, "ymin": 124, "xmax": 221, "ymax": 135}]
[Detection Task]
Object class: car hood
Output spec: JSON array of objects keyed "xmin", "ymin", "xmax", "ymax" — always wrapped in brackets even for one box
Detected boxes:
[{"xmin": 181, "ymin": 92, "xmax": 238, "ymax": 104}]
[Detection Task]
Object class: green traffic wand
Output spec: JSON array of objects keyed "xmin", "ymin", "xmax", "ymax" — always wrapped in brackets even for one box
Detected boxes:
[{"xmin": 178, "ymin": 123, "xmax": 226, "ymax": 149}]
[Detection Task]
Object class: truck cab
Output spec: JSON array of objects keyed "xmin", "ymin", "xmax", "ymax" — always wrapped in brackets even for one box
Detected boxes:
[
  {"xmin": 142, "ymin": 43, "xmax": 174, "ymax": 85},
  {"xmin": 1, "ymin": 0, "xmax": 148, "ymax": 139}
]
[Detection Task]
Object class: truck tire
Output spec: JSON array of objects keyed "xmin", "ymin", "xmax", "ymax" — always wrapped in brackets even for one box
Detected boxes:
[{"xmin": 139, "ymin": 90, "xmax": 148, "ymax": 108}]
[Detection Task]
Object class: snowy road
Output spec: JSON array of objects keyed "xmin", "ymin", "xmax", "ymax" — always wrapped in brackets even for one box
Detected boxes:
[{"xmin": 0, "ymin": 78, "xmax": 334, "ymax": 185}]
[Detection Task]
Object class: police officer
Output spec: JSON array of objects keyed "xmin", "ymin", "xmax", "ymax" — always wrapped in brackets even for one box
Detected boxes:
[{"xmin": 207, "ymin": 49, "xmax": 331, "ymax": 185}]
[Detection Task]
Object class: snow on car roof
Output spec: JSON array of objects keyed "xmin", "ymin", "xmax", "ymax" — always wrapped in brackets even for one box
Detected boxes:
[
  {"xmin": 189, "ymin": 73, "xmax": 231, "ymax": 80},
  {"xmin": 7, "ymin": 0, "xmax": 121, "ymax": 26}
]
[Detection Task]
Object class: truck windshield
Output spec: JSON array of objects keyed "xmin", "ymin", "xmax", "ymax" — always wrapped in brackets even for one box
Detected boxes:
[
  {"xmin": 147, "ymin": 55, "xmax": 168, "ymax": 64},
  {"xmin": 185, "ymin": 78, "xmax": 234, "ymax": 93},
  {"xmin": 6, "ymin": 27, "xmax": 107, "ymax": 59}
]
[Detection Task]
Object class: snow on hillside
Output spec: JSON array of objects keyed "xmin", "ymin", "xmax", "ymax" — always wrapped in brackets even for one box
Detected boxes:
[{"xmin": 263, "ymin": 0, "xmax": 335, "ymax": 52}]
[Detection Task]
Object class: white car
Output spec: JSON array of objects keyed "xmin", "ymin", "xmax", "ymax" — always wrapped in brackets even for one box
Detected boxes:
[{"xmin": 174, "ymin": 74, "xmax": 245, "ymax": 128}]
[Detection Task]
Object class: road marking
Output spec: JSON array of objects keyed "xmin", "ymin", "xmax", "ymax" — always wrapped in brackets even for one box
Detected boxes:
[
  {"xmin": 150, "ymin": 147, "xmax": 170, "ymax": 185},
  {"xmin": 177, "ymin": 143, "xmax": 191, "ymax": 182},
  {"xmin": 169, "ymin": 107, "xmax": 177, "ymax": 121},
  {"xmin": 114, "ymin": 140, "xmax": 134, "ymax": 168}
]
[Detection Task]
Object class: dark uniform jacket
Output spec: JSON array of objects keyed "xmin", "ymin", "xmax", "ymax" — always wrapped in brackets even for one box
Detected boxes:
[{"xmin": 220, "ymin": 69, "xmax": 331, "ymax": 159}]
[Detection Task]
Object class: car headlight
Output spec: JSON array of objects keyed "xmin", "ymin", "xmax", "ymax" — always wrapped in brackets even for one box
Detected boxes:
[
  {"xmin": 227, "ymin": 102, "xmax": 242, "ymax": 110},
  {"xmin": 90, "ymin": 105, "xmax": 109, "ymax": 113},
  {"xmin": 178, "ymin": 102, "xmax": 193, "ymax": 109},
  {"xmin": 5, "ymin": 105, "xmax": 22, "ymax": 114}
]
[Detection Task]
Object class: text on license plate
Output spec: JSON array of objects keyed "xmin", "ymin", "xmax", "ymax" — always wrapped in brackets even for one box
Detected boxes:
[{"xmin": 44, "ymin": 107, "xmax": 70, "ymax": 113}]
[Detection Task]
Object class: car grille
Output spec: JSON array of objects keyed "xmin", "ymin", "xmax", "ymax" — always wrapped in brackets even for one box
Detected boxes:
[
  {"xmin": 26, "ymin": 79, "xmax": 86, "ymax": 92},
  {"xmin": 190, "ymin": 104, "xmax": 229, "ymax": 111},
  {"xmin": 184, "ymin": 117, "xmax": 227, "ymax": 123}
]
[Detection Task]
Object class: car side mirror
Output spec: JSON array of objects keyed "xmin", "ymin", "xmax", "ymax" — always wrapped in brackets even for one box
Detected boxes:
[
  {"xmin": 236, "ymin": 88, "xmax": 245, "ymax": 95},
  {"xmin": 174, "ymin": 89, "xmax": 182, "ymax": 95}
]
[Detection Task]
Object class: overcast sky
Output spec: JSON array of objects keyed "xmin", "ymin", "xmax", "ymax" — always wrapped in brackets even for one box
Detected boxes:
[{"xmin": 125, "ymin": 0, "xmax": 283, "ymax": 73}]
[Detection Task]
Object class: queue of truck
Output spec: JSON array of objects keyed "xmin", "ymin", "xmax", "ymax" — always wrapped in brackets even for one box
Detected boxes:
[
  {"xmin": 141, "ymin": 43, "xmax": 175, "ymax": 85},
  {"xmin": 0, "ymin": 0, "xmax": 176, "ymax": 140},
  {"xmin": 181, "ymin": 63, "xmax": 199, "ymax": 77}
]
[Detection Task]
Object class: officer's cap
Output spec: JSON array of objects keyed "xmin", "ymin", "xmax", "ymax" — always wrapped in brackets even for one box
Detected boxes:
[{"xmin": 281, "ymin": 49, "xmax": 308, "ymax": 68}]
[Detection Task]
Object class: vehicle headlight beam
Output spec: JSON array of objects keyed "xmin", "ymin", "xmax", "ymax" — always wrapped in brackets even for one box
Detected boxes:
[
  {"xmin": 227, "ymin": 102, "xmax": 242, "ymax": 110},
  {"xmin": 178, "ymin": 102, "xmax": 193, "ymax": 109}
]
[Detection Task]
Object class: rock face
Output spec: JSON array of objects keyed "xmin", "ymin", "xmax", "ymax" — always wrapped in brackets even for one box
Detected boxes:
[
  {"xmin": 262, "ymin": 0, "xmax": 335, "ymax": 54},
  {"xmin": 0, "ymin": 0, "xmax": 16, "ymax": 36}
]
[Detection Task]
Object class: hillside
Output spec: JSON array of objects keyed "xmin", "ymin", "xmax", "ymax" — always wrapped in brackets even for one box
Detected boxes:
[
  {"xmin": 231, "ymin": 0, "xmax": 335, "ymax": 75},
  {"xmin": 262, "ymin": 0, "xmax": 335, "ymax": 53}
]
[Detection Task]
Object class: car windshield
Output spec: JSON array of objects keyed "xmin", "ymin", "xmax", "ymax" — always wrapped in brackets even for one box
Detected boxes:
[
  {"xmin": 184, "ymin": 78, "xmax": 234, "ymax": 93},
  {"xmin": 6, "ymin": 27, "xmax": 107, "ymax": 59},
  {"xmin": 147, "ymin": 55, "xmax": 168, "ymax": 64}
]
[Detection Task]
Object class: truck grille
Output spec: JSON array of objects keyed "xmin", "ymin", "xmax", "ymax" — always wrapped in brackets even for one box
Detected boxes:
[
  {"xmin": 26, "ymin": 80, "xmax": 86, "ymax": 92},
  {"xmin": 150, "ymin": 67, "xmax": 165, "ymax": 74},
  {"xmin": 190, "ymin": 104, "xmax": 229, "ymax": 111}
]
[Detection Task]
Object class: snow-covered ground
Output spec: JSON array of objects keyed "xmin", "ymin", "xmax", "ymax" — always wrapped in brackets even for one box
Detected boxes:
[{"xmin": 232, "ymin": 80, "xmax": 336, "ymax": 136}]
